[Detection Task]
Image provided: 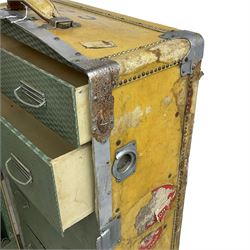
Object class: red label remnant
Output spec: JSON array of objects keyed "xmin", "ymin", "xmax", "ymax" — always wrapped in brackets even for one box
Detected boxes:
[
  {"xmin": 135, "ymin": 185, "xmax": 176, "ymax": 234},
  {"xmin": 139, "ymin": 227, "xmax": 163, "ymax": 250}
]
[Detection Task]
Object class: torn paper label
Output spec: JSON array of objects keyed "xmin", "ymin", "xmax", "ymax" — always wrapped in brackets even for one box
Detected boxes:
[{"xmin": 81, "ymin": 40, "xmax": 117, "ymax": 49}]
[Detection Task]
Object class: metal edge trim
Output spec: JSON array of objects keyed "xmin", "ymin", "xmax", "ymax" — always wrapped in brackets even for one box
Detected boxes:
[{"xmin": 160, "ymin": 30, "xmax": 204, "ymax": 76}]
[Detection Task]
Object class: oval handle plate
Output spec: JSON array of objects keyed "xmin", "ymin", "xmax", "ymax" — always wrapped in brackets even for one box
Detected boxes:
[
  {"xmin": 5, "ymin": 153, "xmax": 33, "ymax": 186},
  {"xmin": 112, "ymin": 141, "xmax": 137, "ymax": 182},
  {"xmin": 14, "ymin": 81, "xmax": 46, "ymax": 108}
]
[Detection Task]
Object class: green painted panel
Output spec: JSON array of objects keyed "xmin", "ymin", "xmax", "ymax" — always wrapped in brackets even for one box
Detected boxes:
[
  {"xmin": 21, "ymin": 224, "xmax": 45, "ymax": 249},
  {"xmin": 1, "ymin": 192, "xmax": 14, "ymax": 241},
  {"xmin": 12, "ymin": 184, "xmax": 98, "ymax": 249},
  {"xmin": 1, "ymin": 239, "xmax": 19, "ymax": 249},
  {"xmin": 0, "ymin": 49, "xmax": 79, "ymax": 146},
  {"xmin": 1, "ymin": 191, "xmax": 19, "ymax": 249},
  {"xmin": 1, "ymin": 117, "xmax": 63, "ymax": 234}
]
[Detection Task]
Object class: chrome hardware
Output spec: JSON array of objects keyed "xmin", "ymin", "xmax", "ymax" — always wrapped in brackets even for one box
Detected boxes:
[
  {"xmin": 14, "ymin": 81, "xmax": 46, "ymax": 108},
  {"xmin": 96, "ymin": 216, "xmax": 121, "ymax": 250},
  {"xmin": 112, "ymin": 141, "xmax": 137, "ymax": 182},
  {"xmin": 5, "ymin": 153, "xmax": 33, "ymax": 186}
]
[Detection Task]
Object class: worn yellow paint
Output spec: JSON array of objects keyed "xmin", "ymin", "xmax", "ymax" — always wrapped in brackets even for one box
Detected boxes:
[
  {"xmin": 30, "ymin": 0, "xmax": 179, "ymax": 60},
  {"xmin": 115, "ymin": 40, "xmax": 189, "ymax": 75},
  {"xmin": 110, "ymin": 66, "xmax": 190, "ymax": 249},
  {"xmin": 0, "ymin": 1, "xmax": 200, "ymax": 247}
]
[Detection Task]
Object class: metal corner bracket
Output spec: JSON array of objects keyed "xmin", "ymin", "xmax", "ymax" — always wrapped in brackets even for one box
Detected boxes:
[
  {"xmin": 96, "ymin": 216, "xmax": 121, "ymax": 250},
  {"xmin": 160, "ymin": 30, "xmax": 204, "ymax": 76}
]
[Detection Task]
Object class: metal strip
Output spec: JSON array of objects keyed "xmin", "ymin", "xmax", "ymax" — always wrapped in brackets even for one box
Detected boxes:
[
  {"xmin": 161, "ymin": 30, "xmax": 204, "ymax": 76},
  {"xmin": 92, "ymin": 139, "xmax": 112, "ymax": 228}
]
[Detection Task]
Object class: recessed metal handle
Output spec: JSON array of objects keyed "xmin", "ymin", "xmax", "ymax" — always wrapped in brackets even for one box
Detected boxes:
[
  {"xmin": 14, "ymin": 81, "xmax": 46, "ymax": 108},
  {"xmin": 112, "ymin": 141, "xmax": 137, "ymax": 182},
  {"xmin": 5, "ymin": 153, "xmax": 33, "ymax": 186}
]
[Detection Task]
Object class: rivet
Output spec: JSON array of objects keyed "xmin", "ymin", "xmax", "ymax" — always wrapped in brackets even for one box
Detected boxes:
[{"xmin": 116, "ymin": 140, "xmax": 121, "ymax": 146}]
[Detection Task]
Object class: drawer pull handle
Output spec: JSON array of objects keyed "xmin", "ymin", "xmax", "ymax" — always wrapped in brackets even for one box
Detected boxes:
[
  {"xmin": 5, "ymin": 153, "xmax": 33, "ymax": 186},
  {"xmin": 14, "ymin": 81, "xmax": 46, "ymax": 108}
]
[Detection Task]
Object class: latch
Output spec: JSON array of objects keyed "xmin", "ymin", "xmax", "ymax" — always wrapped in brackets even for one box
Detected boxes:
[
  {"xmin": 96, "ymin": 217, "xmax": 121, "ymax": 250},
  {"xmin": 49, "ymin": 17, "xmax": 73, "ymax": 29},
  {"xmin": 7, "ymin": 0, "xmax": 74, "ymax": 29}
]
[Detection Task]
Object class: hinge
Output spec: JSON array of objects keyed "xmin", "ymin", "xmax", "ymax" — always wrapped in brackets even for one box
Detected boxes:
[
  {"xmin": 96, "ymin": 217, "xmax": 121, "ymax": 250},
  {"xmin": 160, "ymin": 30, "xmax": 204, "ymax": 76}
]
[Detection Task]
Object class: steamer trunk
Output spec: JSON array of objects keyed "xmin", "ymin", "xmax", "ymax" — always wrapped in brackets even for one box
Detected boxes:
[{"xmin": 0, "ymin": 1, "xmax": 204, "ymax": 249}]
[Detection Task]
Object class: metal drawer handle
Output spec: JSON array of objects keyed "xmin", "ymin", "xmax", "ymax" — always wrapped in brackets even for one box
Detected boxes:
[
  {"xmin": 5, "ymin": 153, "xmax": 33, "ymax": 186},
  {"xmin": 14, "ymin": 81, "xmax": 46, "ymax": 108}
]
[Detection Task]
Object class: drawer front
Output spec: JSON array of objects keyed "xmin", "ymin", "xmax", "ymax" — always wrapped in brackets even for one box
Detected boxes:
[
  {"xmin": 1, "ymin": 49, "xmax": 80, "ymax": 146},
  {"xmin": 21, "ymin": 224, "xmax": 45, "ymax": 250},
  {"xmin": 1, "ymin": 117, "xmax": 63, "ymax": 234},
  {"xmin": 11, "ymin": 185, "xmax": 98, "ymax": 250}
]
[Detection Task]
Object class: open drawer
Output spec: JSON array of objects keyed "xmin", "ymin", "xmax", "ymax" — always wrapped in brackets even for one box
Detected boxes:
[
  {"xmin": 1, "ymin": 95, "xmax": 94, "ymax": 234},
  {"xmin": 0, "ymin": 46, "xmax": 90, "ymax": 147}
]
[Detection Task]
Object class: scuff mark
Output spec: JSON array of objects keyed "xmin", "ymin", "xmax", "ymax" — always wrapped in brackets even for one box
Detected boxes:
[
  {"xmin": 116, "ymin": 52, "xmax": 158, "ymax": 76},
  {"xmin": 161, "ymin": 96, "xmax": 172, "ymax": 107},
  {"xmin": 112, "ymin": 106, "xmax": 152, "ymax": 135},
  {"xmin": 74, "ymin": 188, "xmax": 84, "ymax": 203},
  {"xmin": 172, "ymin": 77, "xmax": 188, "ymax": 125},
  {"xmin": 78, "ymin": 15, "xmax": 96, "ymax": 20},
  {"xmin": 81, "ymin": 40, "xmax": 117, "ymax": 49},
  {"xmin": 148, "ymin": 40, "xmax": 189, "ymax": 64},
  {"xmin": 115, "ymin": 39, "xmax": 190, "ymax": 75},
  {"xmin": 135, "ymin": 185, "xmax": 176, "ymax": 234},
  {"xmin": 190, "ymin": 66, "xmax": 203, "ymax": 114},
  {"xmin": 145, "ymin": 106, "xmax": 153, "ymax": 115},
  {"xmin": 139, "ymin": 227, "xmax": 163, "ymax": 250}
]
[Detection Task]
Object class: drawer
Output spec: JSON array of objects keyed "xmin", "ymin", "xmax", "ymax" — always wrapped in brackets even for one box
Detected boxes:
[
  {"xmin": 0, "ymin": 48, "xmax": 91, "ymax": 147},
  {"xmin": 21, "ymin": 224, "xmax": 45, "ymax": 250},
  {"xmin": 11, "ymin": 185, "xmax": 98, "ymax": 249},
  {"xmin": 1, "ymin": 95, "xmax": 94, "ymax": 234}
]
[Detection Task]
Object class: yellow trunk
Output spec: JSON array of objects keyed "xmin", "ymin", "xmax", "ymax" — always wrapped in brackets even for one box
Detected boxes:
[{"xmin": 0, "ymin": 1, "xmax": 203, "ymax": 249}]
